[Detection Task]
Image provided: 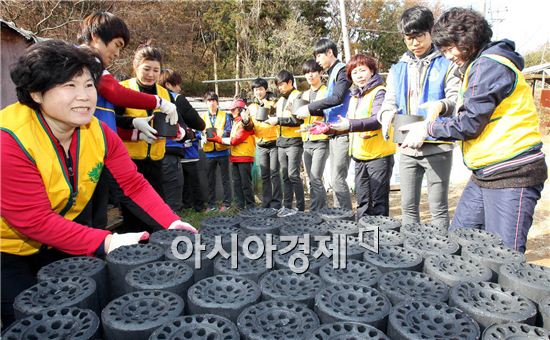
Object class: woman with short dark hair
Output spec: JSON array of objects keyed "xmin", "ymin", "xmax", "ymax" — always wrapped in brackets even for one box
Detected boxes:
[
  {"xmin": 400, "ymin": 8, "xmax": 547, "ymax": 252},
  {"xmin": 312, "ymin": 54, "xmax": 395, "ymax": 218},
  {"xmin": 0, "ymin": 40, "xmax": 196, "ymax": 328}
]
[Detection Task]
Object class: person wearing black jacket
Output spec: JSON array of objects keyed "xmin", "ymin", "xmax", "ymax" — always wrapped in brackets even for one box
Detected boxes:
[{"xmin": 158, "ymin": 69, "xmax": 205, "ymax": 211}]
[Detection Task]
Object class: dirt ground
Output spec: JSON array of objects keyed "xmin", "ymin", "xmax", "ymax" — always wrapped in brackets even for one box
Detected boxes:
[
  {"xmin": 383, "ymin": 136, "xmax": 550, "ymax": 267},
  {"xmin": 387, "ymin": 180, "xmax": 550, "ymax": 267}
]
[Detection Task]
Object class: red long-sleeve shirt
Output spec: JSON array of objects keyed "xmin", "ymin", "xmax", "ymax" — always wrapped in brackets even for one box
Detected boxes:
[
  {"xmin": 0, "ymin": 121, "xmax": 179, "ymax": 256},
  {"xmin": 97, "ymin": 71, "xmax": 157, "ymax": 109}
]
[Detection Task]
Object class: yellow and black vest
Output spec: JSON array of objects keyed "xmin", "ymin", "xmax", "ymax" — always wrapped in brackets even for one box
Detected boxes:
[
  {"xmin": 119, "ymin": 78, "xmax": 170, "ymax": 161},
  {"xmin": 230, "ymin": 120, "xmax": 256, "ymax": 157},
  {"xmin": 459, "ymin": 54, "xmax": 542, "ymax": 170},
  {"xmin": 0, "ymin": 102, "xmax": 106, "ymax": 255},
  {"xmin": 301, "ymin": 85, "xmax": 329, "ymax": 142},
  {"xmin": 250, "ymin": 99, "xmax": 277, "ymax": 144},
  {"xmin": 276, "ymin": 89, "xmax": 302, "ymax": 139},
  {"xmin": 202, "ymin": 110, "xmax": 230, "ymax": 152},
  {"xmin": 348, "ymin": 86, "xmax": 396, "ymax": 160}
]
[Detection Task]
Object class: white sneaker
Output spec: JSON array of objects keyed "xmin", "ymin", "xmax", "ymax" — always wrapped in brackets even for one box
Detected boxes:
[{"xmin": 277, "ymin": 207, "xmax": 298, "ymax": 218}]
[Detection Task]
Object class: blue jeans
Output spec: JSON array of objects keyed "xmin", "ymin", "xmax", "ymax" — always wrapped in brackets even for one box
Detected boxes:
[{"xmin": 451, "ymin": 180, "xmax": 544, "ymax": 253}]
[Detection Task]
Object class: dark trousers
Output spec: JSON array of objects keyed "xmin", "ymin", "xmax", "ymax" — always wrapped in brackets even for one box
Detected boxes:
[
  {"xmin": 182, "ymin": 161, "xmax": 205, "ymax": 211},
  {"xmin": 1, "ymin": 249, "xmax": 68, "ymax": 330},
  {"xmin": 121, "ymin": 158, "xmax": 164, "ymax": 232},
  {"xmin": 450, "ymin": 180, "xmax": 544, "ymax": 253},
  {"xmin": 257, "ymin": 144, "xmax": 282, "ymax": 209},
  {"xmin": 161, "ymin": 154, "xmax": 183, "ymax": 212},
  {"xmin": 278, "ymin": 144, "xmax": 305, "ymax": 211},
  {"xmin": 354, "ymin": 155, "xmax": 394, "ymax": 220},
  {"xmin": 232, "ymin": 162, "xmax": 255, "ymax": 209},
  {"xmin": 206, "ymin": 155, "xmax": 232, "ymax": 207}
]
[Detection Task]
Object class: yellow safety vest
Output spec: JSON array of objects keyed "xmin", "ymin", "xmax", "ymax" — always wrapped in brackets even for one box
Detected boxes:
[
  {"xmin": 301, "ymin": 85, "xmax": 329, "ymax": 142},
  {"xmin": 250, "ymin": 100, "xmax": 278, "ymax": 144},
  {"xmin": 0, "ymin": 103, "xmax": 106, "ymax": 255},
  {"xmin": 119, "ymin": 78, "xmax": 171, "ymax": 161},
  {"xmin": 230, "ymin": 120, "xmax": 256, "ymax": 157},
  {"xmin": 201, "ymin": 110, "xmax": 230, "ymax": 152},
  {"xmin": 276, "ymin": 89, "xmax": 302, "ymax": 139},
  {"xmin": 348, "ymin": 85, "xmax": 396, "ymax": 160},
  {"xmin": 460, "ymin": 54, "xmax": 542, "ymax": 170}
]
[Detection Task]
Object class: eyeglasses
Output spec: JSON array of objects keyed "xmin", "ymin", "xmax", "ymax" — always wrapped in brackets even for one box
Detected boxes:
[{"xmin": 404, "ymin": 32, "xmax": 428, "ymax": 44}]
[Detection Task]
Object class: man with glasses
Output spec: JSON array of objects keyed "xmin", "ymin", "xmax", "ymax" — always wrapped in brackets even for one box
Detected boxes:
[{"xmin": 378, "ymin": 6, "xmax": 460, "ymax": 230}]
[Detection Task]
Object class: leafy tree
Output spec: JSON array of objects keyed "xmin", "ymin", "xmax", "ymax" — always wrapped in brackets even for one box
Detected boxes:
[
  {"xmin": 524, "ymin": 42, "xmax": 550, "ymax": 68},
  {"xmin": 296, "ymin": 0, "xmax": 330, "ymax": 37}
]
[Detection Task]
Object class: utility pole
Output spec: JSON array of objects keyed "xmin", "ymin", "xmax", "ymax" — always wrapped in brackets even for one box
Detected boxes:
[
  {"xmin": 338, "ymin": 0, "xmax": 351, "ymax": 62},
  {"xmin": 484, "ymin": 0, "xmax": 508, "ymax": 40}
]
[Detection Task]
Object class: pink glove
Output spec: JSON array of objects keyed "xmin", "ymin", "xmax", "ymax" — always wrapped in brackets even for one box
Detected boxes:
[
  {"xmin": 309, "ymin": 121, "xmax": 331, "ymax": 135},
  {"xmin": 206, "ymin": 134, "xmax": 222, "ymax": 144},
  {"xmin": 168, "ymin": 220, "xmax": 198, "ymax": 234}
]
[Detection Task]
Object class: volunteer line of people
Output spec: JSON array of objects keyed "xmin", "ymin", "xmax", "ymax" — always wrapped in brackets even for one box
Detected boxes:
[
  {"xmin": 0, "ymin": 6, "xmax": 547, "ymax": 329},
  {"xmin": 199, "ymin": 5, "xmax": 546, "ymax": 257}
]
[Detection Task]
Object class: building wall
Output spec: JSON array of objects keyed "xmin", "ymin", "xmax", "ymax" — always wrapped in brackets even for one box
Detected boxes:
[{"xmin": 1, "ymin": 26, "xmax": 32, "ymax": 109}]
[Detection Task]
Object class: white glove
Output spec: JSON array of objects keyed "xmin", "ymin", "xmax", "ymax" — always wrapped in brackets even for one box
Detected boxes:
[
  {"xmin": 138, "ymin": 131, "xmax": 155, "ymax": 144},
  {"xmin": 221, "ymin": 137, "xmax": 231, "ymax": 145},
  {"xmin": 266, "ymin": 116, "xmax": 278, "ymax": 126},
  {"xmin": 184, "ymin": 140, "xmax": 193, "ymax": 148},
  {"xmin": 132, "ymin": 116, "xmax": 157, "ymax": 139},
  {"xmin": 419, "ymin": 101, "xmax": 444, "ymax": 121},
  {"xmin": 168, "ymin": 220, "xmax": 198, "ymax": 233},
  {"xmin": 380, "ymin": 110, "xmax": 396, "ymax": 141},
  {"xmin": 241, "ymin": 109, "xmax": 251, "ymax": 123},
  {"xmin": 105, "ymin": 232, "xmax": 150, "ymax": 253},
  {"xmin": 157, "ymin": 96, "xmax": 178, "ymax": 125},
  {"xmin": 295, "ymin": 105, "xmax": 310, "ymax": 119},
  {"xmin": 330, "ymin": 115, "xmax": 350, "ymax": 132},
  {"xmin": 400, "ymin": 121, "xmax": 429, "ymax": 149}
]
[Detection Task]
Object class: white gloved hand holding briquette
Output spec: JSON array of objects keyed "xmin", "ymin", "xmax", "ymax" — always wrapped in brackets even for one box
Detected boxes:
[
  {"xmin": 399, "ymin": 120, "xmax": 430, "ymax": 149},
  {"xmin": 419, "ymin": 101, "xmax": 444, "ymax": 121},
  {"xmin": 168, "ymin": 220, "xmax": 198, "ymax": 233},
  {"xmin": 103, "ymin": 220, "xmax": 196, "ymax": 253},
  {"xmin": 379, "ymin": 110, "xmax": 396, "ymax": 141},
  {"xmin": 156, "ymin": 96, "xmax": 178, "ymax": 125},
  {"xmin": 104, "ymin": 231, "xmax": 150, "ymax": 253},
  {"xmin": 132, "ymin": 116, "xmax": 157, "ymax": 140}
]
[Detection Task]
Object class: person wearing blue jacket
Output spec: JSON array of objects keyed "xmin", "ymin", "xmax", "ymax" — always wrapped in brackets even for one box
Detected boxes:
[
  {"xmin": 400, "ymin": 7, "xmax": 547, "ymax": 252},
  {"xmin": 378, "ymin": 6, "xmax": 460, "ymax": 230}
]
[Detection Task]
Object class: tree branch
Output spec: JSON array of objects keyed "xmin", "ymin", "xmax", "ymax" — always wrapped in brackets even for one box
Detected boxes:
[
  {"xmin": 39, "ymin": 18, "xmax": 81, "ymax": 34},
  {"xmin": 35, "ymin": 0, "xmax": 61, "ymax": 33}
]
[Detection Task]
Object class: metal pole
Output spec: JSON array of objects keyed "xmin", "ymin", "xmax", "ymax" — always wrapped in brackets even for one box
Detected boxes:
[{"xmin": 338, "ymin": 0, "xmax": 351, "ymax": 62}]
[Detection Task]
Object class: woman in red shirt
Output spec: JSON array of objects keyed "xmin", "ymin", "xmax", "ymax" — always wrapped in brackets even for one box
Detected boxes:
[{"xmin": 0, "ymin": 40, "xmax": 196, "ymax": 329}]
